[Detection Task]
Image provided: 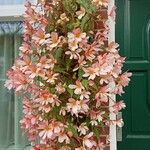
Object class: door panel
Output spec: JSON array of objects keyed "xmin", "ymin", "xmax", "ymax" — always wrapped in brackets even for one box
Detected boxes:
[{"xmin": 116, "ymin": 0, "xmax": 150, "ymax": 149}]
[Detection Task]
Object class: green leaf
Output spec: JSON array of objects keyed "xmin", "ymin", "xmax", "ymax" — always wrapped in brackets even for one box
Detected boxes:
[
  {"xmin": 92, "ymin": 127, "xmax": 100, "ymax": 140},
  {"xmin": 63, "ymin": 0, "xmax": 77, "ymax": 13},
  {"xmin": 76, "ymin": 0, "xmax": 96, "ymax": 14},
  {"xmin": 55, "ymin": 48, "xmax": 62, "ymax": 62},
  {"xmin": 67, "ymin": 87, "xmax": 74, "ymax": 97},
  {"xmin": 53, "ymin": 65, "xmax": 68, "ymax": 74},
  {"xmin": 67, "ymin": 23, "xmax": 75, "ymax": 31},
  {"xmin": 81, "ymin": 14, "xmax": 94, "ymax": 32},
  {"xmin": 49, "ymin": 87, "xmax": 55, "ymax": 93},
  {"xmin": 78, "ymin": 68, "xmax": 84, "ymax": 80},
  {"xmin": 66, "ymin": 59, "xmax": 72, "ymax": 71},
  {"xmin": 67, "ymin": 123, "xmax": 78, "ymax": 137},
  {"xmin": 82, "ymin": 79, "xmax": 88, "ymax": 88},
  {"xmin": 52, "ymin": 107, "xmax": 64, "ymax": 122}
]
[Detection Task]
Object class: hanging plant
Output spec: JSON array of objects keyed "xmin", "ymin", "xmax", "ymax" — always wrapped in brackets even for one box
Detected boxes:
[{"xmin": 5, "ymin": 0, "xmax": 132, "ymax": 149}]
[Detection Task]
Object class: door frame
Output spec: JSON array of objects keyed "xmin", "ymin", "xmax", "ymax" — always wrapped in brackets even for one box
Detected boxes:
[{"xmin": 108, "ymin": 0, "xmax": 117, "ymax": 150}]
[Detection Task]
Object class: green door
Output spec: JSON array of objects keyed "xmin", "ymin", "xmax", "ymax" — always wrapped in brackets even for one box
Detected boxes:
[{"xmin": 116, "ymin": 0, "xmax": 150, "ymax": 149}]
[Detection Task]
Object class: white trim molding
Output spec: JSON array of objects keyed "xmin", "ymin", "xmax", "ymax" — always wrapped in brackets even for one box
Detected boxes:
[
  {"xmin": 108, "ymin": 0, "xmax": 117, "ymax": 150},
  {"xmin": 0, "ymin": 0, "xmax": 37, "ymax": 21},
  {"xmin": 0, "ymin": 5, "xmax": 25, "ymax": 17}
]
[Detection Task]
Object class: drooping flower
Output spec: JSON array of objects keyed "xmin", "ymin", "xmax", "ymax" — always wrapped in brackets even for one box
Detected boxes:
[
  {"xmin": 83, "ymin": 132, "xmax": 96, "ymax": 148},
  {"xmin": 69, "ymin": 80, "xmax": 85, "ymax": 95},
  {"xmin": 75, "ymin": 147, "xmax": 86, "ymax": 150},
  {"xmin": 76, "ymin": 7, "xmax": 86, "ymax": 20},
  {"xmin": 92, "ymin": 0, "xmax": 110, "ymax": 7},
  {"xmin": 55, "ymin": 83, "xmax": 66, "ymax": 94},
  {"xmin": 32, "ymin": 28, "xmax": 50, "ymax": 45},
  {"xmin": 110, "ymin": 100, "xmax": 126, "ymax": 113},
  {"xmin": 77, "ymin": 123, "xmax": 89, "ymax": 135},
  {"xmin": 57, "ymin": 13, "xmax": 69, "ymax": 24},
  {"xmin": 68, "ymin": 28, "xmax": 86, "ymax": 43},
  {"xmin": 80, "ymin": 90, "xmax": 91, "ymax": 100},
  {"xmin": 66, "ymin": 98, "xmax": 80, "ymax": 116},
  {"xmin": 83, "ymin": 66, "xmax": 99, "ymax": 80},
  {"xmin": 49, "ymin": 32, "xmax": 62, "ymax": 49},
  {"xmin": 58, "ymin": 132, "xmax": 70, "ymax": 144},
  {"xmin": 105, "ymin": 118, "xmax": 124, "ymax": 128},
  {"xmin": 5, "ymin": 68, "xmax": 28, "ymax": 91}
]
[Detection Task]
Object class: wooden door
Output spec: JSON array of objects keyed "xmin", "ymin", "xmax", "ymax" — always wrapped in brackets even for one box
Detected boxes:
[{"xmin": 116, "ymin": 0, "xmax": 150, "ymax": 149}]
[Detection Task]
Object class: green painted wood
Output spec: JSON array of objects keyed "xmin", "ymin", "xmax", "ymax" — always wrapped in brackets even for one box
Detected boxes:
[{"xmin": 116, "ymin": 0, "xmax": 150, "ymax": 150}]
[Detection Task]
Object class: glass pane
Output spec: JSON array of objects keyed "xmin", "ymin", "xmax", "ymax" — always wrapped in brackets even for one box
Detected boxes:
[{"xmin": 0, "ymin": 22, "xmax": 28, "ymax": 149}]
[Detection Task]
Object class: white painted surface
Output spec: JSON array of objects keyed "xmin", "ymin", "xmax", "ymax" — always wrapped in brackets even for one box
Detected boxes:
[
  {"xmin": 0, "ymin": 5, "xmax": 25, "ymax": 17},
  {"xmin": 108, "ymin": 0, "xmax": 117, "ymax": 150},
  {"xmin": 0, "ymin": 0, "xmax": 36, "ymax": 18}
]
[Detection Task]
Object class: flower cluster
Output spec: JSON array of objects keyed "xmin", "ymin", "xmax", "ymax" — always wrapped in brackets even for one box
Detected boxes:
[{"xmin": 5, "ymin": 0, "xmax": 131, "ymax": 149}]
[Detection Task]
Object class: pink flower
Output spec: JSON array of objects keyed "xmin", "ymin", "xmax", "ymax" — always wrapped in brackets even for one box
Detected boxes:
[
  {"xmin": 68, "ymin": 40, "xmax": 79, "ymax": 51},
  {"xmin": 49, "ymin": 32, "xmax": 61, "ymax": 49},
  {"xmin": 66, "ymin": 40, "xmax": 82, "ymax": 59},
  {"xmin": 110, "ymin": 101, "xmax": 126, "ymax": 113},
  {"xmin": 97, "ymin": 141, "xmax": 106, "ymax": 150},
  {"xmin": 38, "ymin": 104, "xmax": 51, "ymax": 113},
  {"xmin": 76, "ymin": 7, "xmax": 86, "ymax": 20},
  {"xmin": 19, "ymin": 42, "xmax": 33, "ymax": 54},
  {"xmin": 5, "ymin": 68, "xmax": 28, "ymax": 91},
  {"xmin": 79, "ymin": 100, "xmax": 89, "ymax": 113},
  {"xmin": 35, "ymin": 90, "xmax": 60, "ymax": 107},
  {"xmin": 118, "ymin": 72, "xmax": 132, "ymax": 87},
  {"xmin": 105, "ymin": 118, "xmax": 124, "ymax": 127},
  {"xmin": 114, "ymin": 72, "xmax": 132, "ymax": 95},
  {"xmin": 22, "ymin": 97, "xmax": 33, "ymax": 115},
  {"xmin": 65, "ymin": 48, "xmax": 82, "ymax": 59},
  {"xmin": 97, "ymin": 111, "xmax": 105, "ymax": 122},
  {"xmin": 68, "ymin": 28, "xmax": 86, "ymax": 43},
  {"xmin": 25, "ymin": 64, "xmax": 44, "ymax": 79},
  {"xmin": 59, "ymin": 107, "xmax": 67, "ymax": 116},
  {"xmin": 58, "ymin": 132, "xmax": 70, "ymax": 144},
  {"xmin": 37, "ymin": 55, "xmax": 56, "ymax": 69},
  {"xmin": 69, "ymin": 80, "xmax": 85, "ymax": 95},
  {"xmin": 55, "ymin": 83, "xmax": 66, "ymax": 94},
  {"xmin": 83, "ymin": 67, "xmax": 99, "ymax": 80},
  {"xmin": 39, "ymin": 121, "xmax": 53, "ymax": 140},
  {"xmin": 109, "ymin": 6, "xmax": 116, "ymax": 21},
  {"xmin": 80, "ymin": 90, "xmax": 91, "ymax": 100},
  {"xmin": 77, "ymin": 123, "xmax": 89, "ymax": 135},
  {"xmin": 75, "ymin": 147, "xmax": 86, "ymax": 150},
  {"xmin": 45, "ymin": 71, "xmax": 59, "ymax": 84},
  {"xmin": 39, "ymin": 120, "xmax": 64, "ymax": 141},
  {"xmin": 92, "ymin": 0, "xmax": 109, "ymax": 7},
  {"xmin": 106, "ymin": 42, "xmax": 119, "ymax": 53},
  {"xmin": 57, "ymin": 13, "xmax": 69, "ymax": 24},
  {"xmin": 83, "ymin": 132, "xmax": 96, "ymax": 148},
  {"xmin": 95, "ymin": 86, "xmax": 111, "ymax": 106},
  {"xmin": 73, "ymin": 55, "xmax": 87, "ymax": 71},
  {"xmin": 67, "ymin": 98, "xmax": 80, "ymax": 116},
  {"xmin": 32, "ymin": 29, "xmax": 50, "ymax": 45}
]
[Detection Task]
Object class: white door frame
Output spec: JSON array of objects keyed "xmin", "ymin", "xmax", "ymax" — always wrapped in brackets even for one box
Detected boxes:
[{"xmin": 108, "ymin": 0, "xmax": 117, "ymax": 150}]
